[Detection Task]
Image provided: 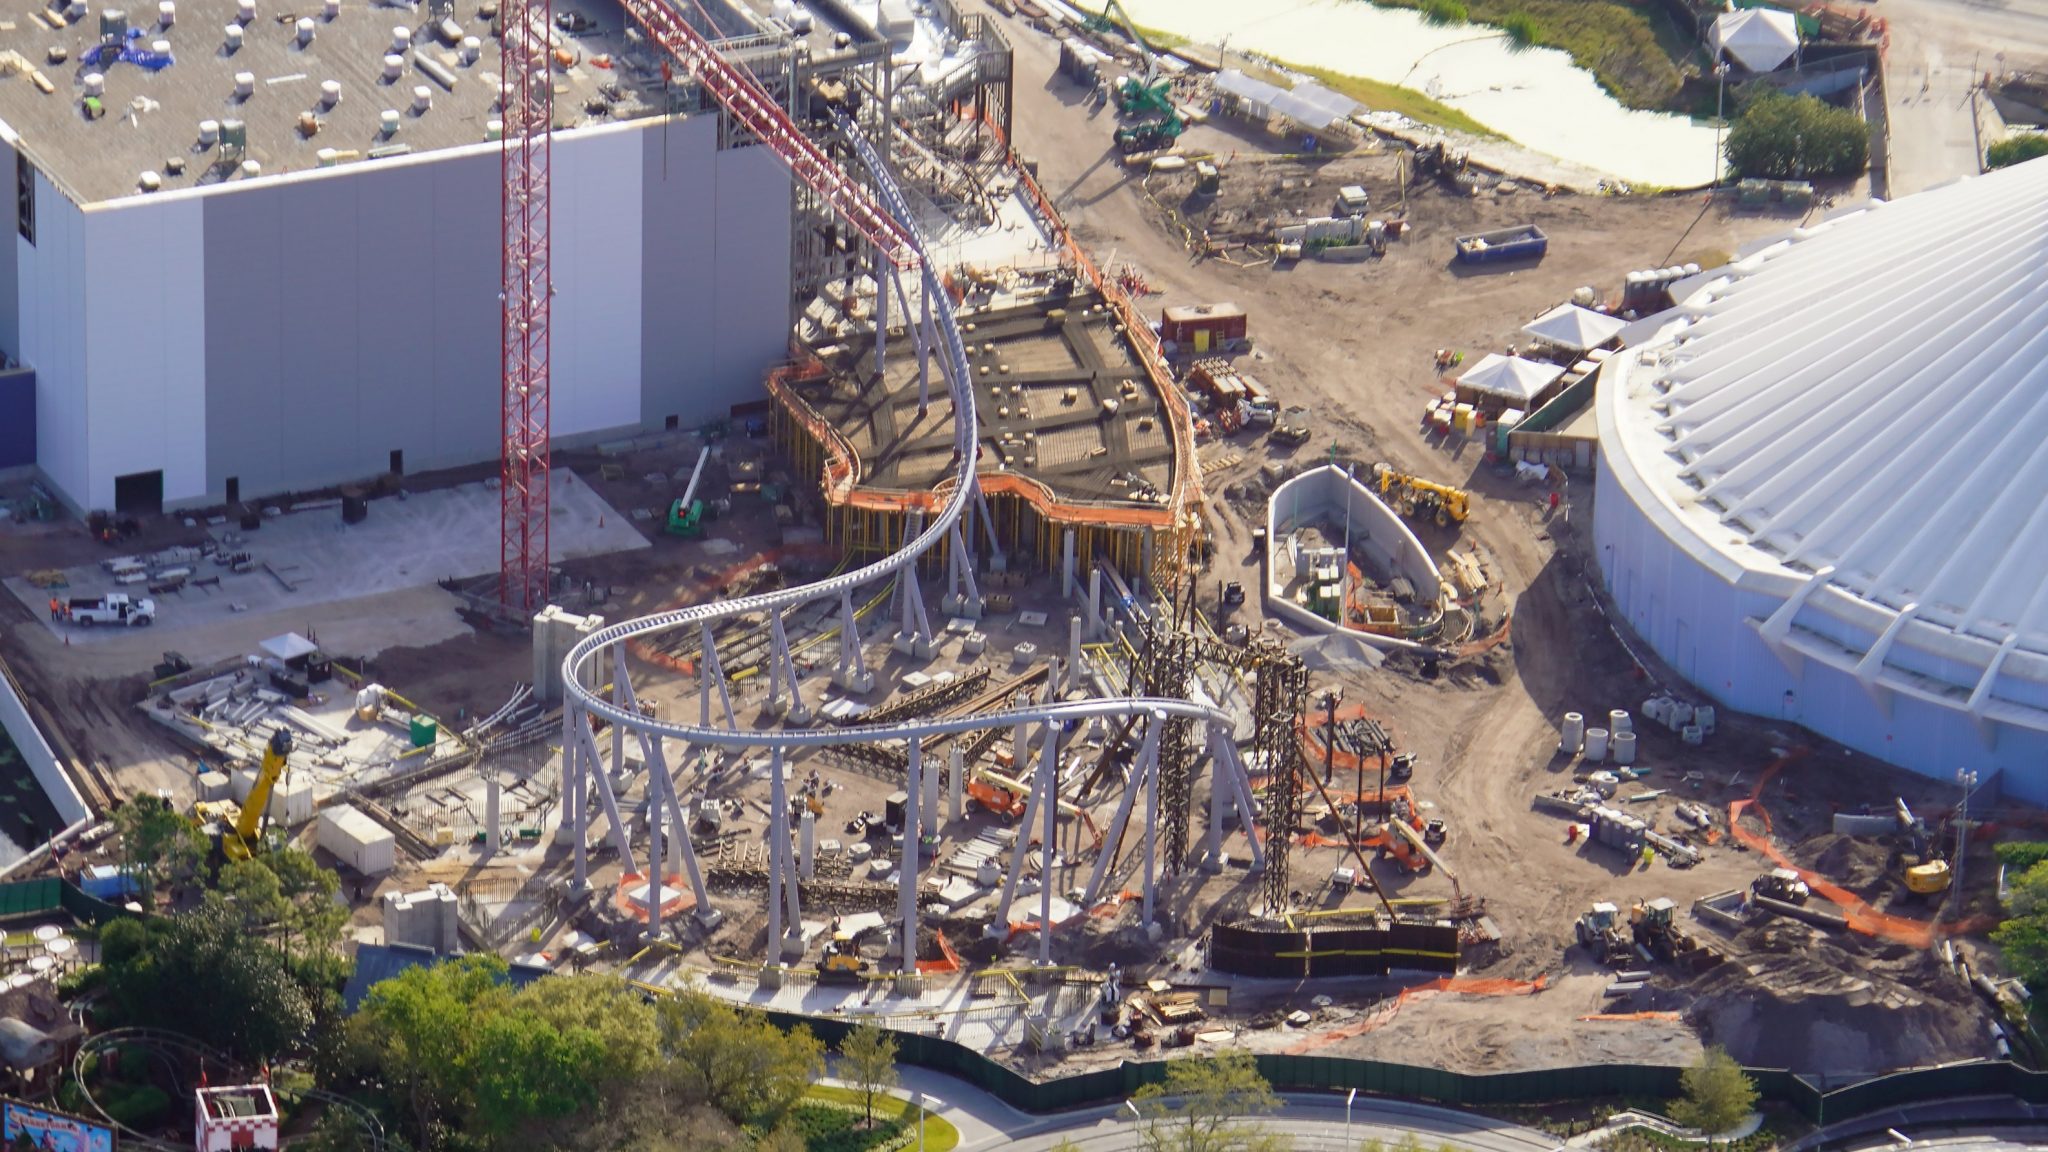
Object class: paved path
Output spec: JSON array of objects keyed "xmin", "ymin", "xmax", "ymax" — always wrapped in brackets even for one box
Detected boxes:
[
  {"xmin": 1880, "ymin": 0, "xmax": 2048, "ymax": 195},
  {"xmin": 829, "ymin": 1065, "xmax": 1558, "ymax": 1152}
]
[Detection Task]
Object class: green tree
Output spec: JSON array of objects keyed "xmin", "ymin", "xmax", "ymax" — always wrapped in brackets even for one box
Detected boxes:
[
  {"xmin": 1670, "ymin": 1046, "xmax": 1758, "ymax": 1138},
  {"xmin": 657, "ymin": 990, "xmax": 823, "ymax": 1127},
  {"xmin": 1725, "ymin": 89, "xmax": 1868, "ymax": 180},
  {"xmin": 113, "ymin": 793, "xmax": 205, "ymax": 903},
  {"xmin": 468, "ymin": 1008, "xmax": 610, "ymax": 1138},
  {"xmin": 1986, "ymin": 135, "xmax": 2048, "ymax": 169},
  {"xmin": 838, "ymin": 1022, "xmax": 900, "ymax": 1128},
  {"xmin": 345, "ymin": 953, "xmax": 510, "ymax": 1139},
  {"xmin": 101, "ymin": 902, "xmax": 313, "ymax": 1062},
  {"xmin": 2005, "ymin": 860, "xmax": 2048, "ymax": 919},
  {"xmin": 1133, "ymin": 1048, "xmax": 1289, "ymax": 1152}
]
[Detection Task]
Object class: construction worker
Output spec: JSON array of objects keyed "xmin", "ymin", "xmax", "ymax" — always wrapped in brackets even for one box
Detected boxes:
[{"xmin": 47, "ymin": 597, "xmax": 62, "ymax": 621}]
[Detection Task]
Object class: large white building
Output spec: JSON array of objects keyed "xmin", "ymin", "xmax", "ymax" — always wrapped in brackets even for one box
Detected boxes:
[
  {"xmin": 0, "ymin": 0, "xmax": 822, "ymax": 515},
  {"xmin": 1595, "ymin": 157, "xmax": 2048, "ymax": 800}
]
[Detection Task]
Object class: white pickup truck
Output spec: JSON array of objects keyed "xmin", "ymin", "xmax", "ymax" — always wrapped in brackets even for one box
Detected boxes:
[{"xmin": 65, "ymin": 593, "xmax": 156, "ymax": 627}]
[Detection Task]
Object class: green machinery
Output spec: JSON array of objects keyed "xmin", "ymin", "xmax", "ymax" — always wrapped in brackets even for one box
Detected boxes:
[
  {"xmin": 1088, "ymin": 1, "xmax": 1185, "ymax": 153},
  {"xmin": 665, "ymin": 445, "xmax": 711, "ymax": 539}
]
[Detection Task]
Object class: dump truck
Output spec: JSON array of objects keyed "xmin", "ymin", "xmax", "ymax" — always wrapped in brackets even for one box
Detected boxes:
[{"xmin": 63, "ymin": 593, "xmax": 155, "ymax": 627}]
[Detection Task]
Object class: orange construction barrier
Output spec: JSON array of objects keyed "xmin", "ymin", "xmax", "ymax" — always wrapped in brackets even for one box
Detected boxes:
[
  {"xmin": 1285, "ymin": 974, "xmax": 1546, "ymax": 1054},
  {"xmin": 1578, "ymin": 1011, "xmax": 1683, "ymax": 1023},
  {"xmin": 1727, "ymin": 751, "xmax": 1994, "ymax": 949}
]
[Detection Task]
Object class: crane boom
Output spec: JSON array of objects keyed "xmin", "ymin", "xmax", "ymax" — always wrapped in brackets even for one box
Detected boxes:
[
  {"xmin": 1088, "ymin": 0, "xmax": 1160, "ymax": 84},
  {"xmin": 228, "ymin": 728, "xmax": 293, "ymax": 860}
]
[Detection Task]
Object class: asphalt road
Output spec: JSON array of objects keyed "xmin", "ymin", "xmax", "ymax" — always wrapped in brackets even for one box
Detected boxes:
[
  {"xmin": 856, "ymin": 1067, "xmax": 1557, "ymax": 1152},
  {"xmin": 1880, "ymin": 0, "xmax": 2048, "ymax": 194}
]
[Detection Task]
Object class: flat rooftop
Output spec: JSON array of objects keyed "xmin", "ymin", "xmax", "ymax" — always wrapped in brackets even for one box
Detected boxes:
[
  {"xmin": 792, "ymin": 290, "xmax": 1177, "ymax": 508},
  {"xmin": 0, "ymin": 0, "xmax": 671, "ymax": 203}
]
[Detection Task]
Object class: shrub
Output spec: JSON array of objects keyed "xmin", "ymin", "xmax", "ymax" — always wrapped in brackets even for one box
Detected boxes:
[
  {"xmin": 1503, "ymin": 11, "xmax": 1540, "ymax": 46},
  {"xmin": 1725, "ymin": 89, "xmax": 1868, "ymax": 179},
  {"xmin": 1422, "ymin": 0, "xmax": 1468, "ymax": 24},
  {"xmin": 1986, "ymin": 135, "xmax": 2048, "ymax": 170},
  {"xmin": 98, "ymin": 1083, "xmax": 172, "ymax": 1130},
  {"xmin": 1997, "ymin": 842, "xmax": 2048, "ymax": 872}
]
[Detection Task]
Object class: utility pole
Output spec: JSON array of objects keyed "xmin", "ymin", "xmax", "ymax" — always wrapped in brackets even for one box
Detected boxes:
[
  {"xmin": 1713, "ymin": 60, "xmax": 1730, "ymax": 187},
  {"xmin": 1953, "ymin": 768, "xmax": 1977, "ymax": 919}
]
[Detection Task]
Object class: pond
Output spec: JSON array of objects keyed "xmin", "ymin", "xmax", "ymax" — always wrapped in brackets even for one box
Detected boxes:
[{"xmin": 1117, "ymin": 0, "xmax": 1723, "ymax": 187}]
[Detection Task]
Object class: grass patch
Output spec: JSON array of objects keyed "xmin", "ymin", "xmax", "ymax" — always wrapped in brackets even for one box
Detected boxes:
[
  {"xmin": 1288, "ymin": 63, "xmax": 1497, "ymax": 137},
  {"xmin": 1343, "ymin": 0, "xmax": 1686, "ymax": 110},
  {"xmin": 797, "ymin": 1086, "xmax": 960, "ymax": 1152},
  {"xmin": 1503, "ymin": 11, "xmax": 1540, "ymax": 47}
]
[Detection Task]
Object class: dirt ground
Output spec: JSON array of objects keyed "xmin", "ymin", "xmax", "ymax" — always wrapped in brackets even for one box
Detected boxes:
[
  {"xmin": 980, "ymin": 0, "xmax": 2004, "ymax": 1075},
  {"xmin": 0, "ymin": 3, "xmax": 2011, "ymax": 1083}
]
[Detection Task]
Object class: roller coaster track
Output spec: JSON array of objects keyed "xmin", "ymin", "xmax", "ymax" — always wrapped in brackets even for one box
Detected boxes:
[{"xmin": 564, "ymin": 4, "xmax": 1236, "ymax": 780}]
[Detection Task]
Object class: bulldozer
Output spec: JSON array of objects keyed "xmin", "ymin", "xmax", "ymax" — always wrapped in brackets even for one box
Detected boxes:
[
  {"xmin": 1574, "ymin": 901, "xmax": 1634, "ymax": 965},
  {"xmin": 1371, "ymin": 463, "xmax": 1470, "ymax": 527},
  {"xmin": 1630, "ymin": 897, "xmax": 1722, "ymax": 973}
]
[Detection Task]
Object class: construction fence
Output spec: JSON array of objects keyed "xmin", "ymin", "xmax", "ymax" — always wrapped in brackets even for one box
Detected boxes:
[
  {"xmin": 753, "ymin": 1001, "xmax": 2048, "ymax": 1126},
  {"xmin": 0, "ymin": 876, "xmax": 134, "ymax": 925}
]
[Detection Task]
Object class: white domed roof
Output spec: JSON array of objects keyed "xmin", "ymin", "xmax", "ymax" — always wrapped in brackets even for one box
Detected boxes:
[{"xmin": 1612, "ymin": 158, "xmax": 2048, "ymax": 651}]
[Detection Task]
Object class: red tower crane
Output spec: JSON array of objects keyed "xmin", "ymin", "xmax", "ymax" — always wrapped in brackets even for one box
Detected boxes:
[{"xmin": 499, "ymin": 0, "xmax": 552, "ymax": 614}]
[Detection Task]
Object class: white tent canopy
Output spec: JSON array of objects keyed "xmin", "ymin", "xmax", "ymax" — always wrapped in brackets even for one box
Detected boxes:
[
  {"xmin": 1215, "ymin": 69, "xmax": 1359, "ymax": 129},
  {"xmin": 1457, "ymin": 354, "xmax": 1566, "ymax": 403},
  {"xmin": 1521, "ymin": 303, "xmax": 1628, "ymax": 351},
  {"xmin": 1710, "ymin": 9, "xmax": 1800, "ymax": 73}
]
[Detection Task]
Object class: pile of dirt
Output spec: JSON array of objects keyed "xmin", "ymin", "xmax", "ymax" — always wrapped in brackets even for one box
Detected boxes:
[
  {"xmin": 1798, "ymin": 832, "xmax": 1896, "ymax": 901},
  {"xmin": 1687, "ymin": 925, "xmax": 1990, "ymax": 1074}
]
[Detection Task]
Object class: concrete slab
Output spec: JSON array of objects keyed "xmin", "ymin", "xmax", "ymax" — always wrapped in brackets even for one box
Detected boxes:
[{"xmin": 4, "ymin": 470, "xmax": 646, "ymax": 644}]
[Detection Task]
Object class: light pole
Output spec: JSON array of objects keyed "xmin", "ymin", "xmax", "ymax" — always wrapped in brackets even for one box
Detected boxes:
[
  {"xmin": 1347, "ymin": 1088, "xmax": 1358, "ymax": 1142},
  {"xmin": 1713, "ymin": 60, "xmax": 1731, "ymax": 187},
  {"xmin": 1953, "ymin": 768, "xmax": 1977, "ymax": 918},
  {"xmin": 914, "ymin": 1091, "xmax": 926, "ymax": 1152}
]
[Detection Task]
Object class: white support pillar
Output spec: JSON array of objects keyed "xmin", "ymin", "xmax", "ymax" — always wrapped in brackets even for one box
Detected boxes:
[
  {"xmin": 989, "ymin": 728, "xmax": 1052, "ymax": 935},
  {"xmin": 943, "ymin": 523, "xmax": 983, "ymax": 619},
  {"xmin": 485, "ymin": 773, "xmax": 502, "ymax": 853},
  {"xmin": 648, "ymin": 735, "xmax": 719, "ymax": 928},
  {"xmin": 766, "ymin": 746, "xmax": 801, "ymax": 962},
  {"xmin": 834, "ymin": 588, "xmax": 873, "ymax": 693},
  {"xmin": 1083, "ymin": 712, "xmax": 1161, "ymax": 907},
  {"xmin": 698, "ymin": 622, "xmax": 738, "ymax": 731},
  {"xmin": 561, "ymin": 706, "xmax": 587, "ymax": 892},
  {"xmin": 1068, "ymin": 616, "xmax": 1083, "ymax": 694},
  {"xmin": 768, "ymin": 613, "xmax": 808, "ymax": 722},
  {"xmin": 800, "ymin": 809, "xmax": 817, "ymax": 880},
  {"xmin": 1220, "ymin": 737, "xmax": 1267, "ymax": 873},
  {"xmin": 1062, "ymin": 528, "xmax": 1076, "ymax": 599},
  {"xmin": 900, "ymin": 739, "xmax": 923, "ymax": 975},
  {"xmin": 893, "ymin": 513, "xmax": 935, "ymax": 658},
  {"xmin": 647, "ymin": 769, "xmax": 665, "ymax": 945},
  {"xmin": 575, "ymin": 721, "xmax": 640, "ymax": 874},
  {"xmin": 922, "ymin": 739, "xmax": 941, "ymax": 827},
  {"xmin": 1088, "ymin": 567, "xmax": 1103, "ymax": 637},
  {"xmin": 1201, "ymin": 723, "xmax": 1229, "ymax": 872},
  {"xmin": 1037, "ymin": 722, "xmax": 1061, "ymax": 967},
  {"xmin": 948, "ymin": 742, "xmax": 964, "ymax": 822},
  {"xmin": 976, "ymin": 482, "xmax": 1007, "ymax": 572}
]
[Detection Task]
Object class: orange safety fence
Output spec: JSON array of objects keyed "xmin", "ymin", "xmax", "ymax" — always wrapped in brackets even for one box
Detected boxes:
[
  {"xmin": 917, "ymin": 930, "xmax": 964, "ymax": 974},
  {"xmin": 1284, "ymin": 974, "xmax": 1548, "ymax": 1054},
  {"xmin": 1727, "ymin": 750, "xmax": 1995, "ymax": 949}
]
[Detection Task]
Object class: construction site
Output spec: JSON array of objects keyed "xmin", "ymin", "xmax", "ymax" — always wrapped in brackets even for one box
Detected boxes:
[{"xmin": 0, "ymin": 0, "xmax": 2036, "ymax": 1101}]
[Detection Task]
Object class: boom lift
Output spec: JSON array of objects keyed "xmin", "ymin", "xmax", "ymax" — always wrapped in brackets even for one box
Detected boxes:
[
  {"xmin": 1088, "ymin": 1, "xmax": 1185, "ymax": 153},
  {"xmin": 1371, "ymin": 463, "xmax": 1471, "ymax": 527},
  {"xmin": 192, "ymin": 728, "xmax": 293, "ymax": 862}
]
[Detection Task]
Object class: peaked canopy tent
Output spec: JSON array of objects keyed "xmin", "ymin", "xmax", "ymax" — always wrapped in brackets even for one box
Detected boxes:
[
  {"xmin": 1214, "ymin": 69, "xmax": 1359, "ymax": 132},
  {"xmin": 1710, "ymin": 8, "xmax": 1800, "ymax": 72},
  {"xmin": 1456, "ymin": 354, "xmax": 1567, "ymax": 405},
  {"xmin": 1522, "ymin": 303, "xmax": 1628, "ymax": 351}
]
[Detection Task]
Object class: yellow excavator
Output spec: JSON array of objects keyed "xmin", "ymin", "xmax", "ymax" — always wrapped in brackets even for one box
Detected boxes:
[
  {"xmin": 192, "ymin": 728, "xmax": 293, "ymax": 861},
  {"xmin": 1372, "ymin": 463, "xmax": 1470, "ymax": 527}
]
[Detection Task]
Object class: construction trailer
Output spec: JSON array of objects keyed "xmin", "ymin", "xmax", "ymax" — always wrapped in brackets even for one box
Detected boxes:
[{"xmin": 317, "ymin": 804, "xmax": 397, "ymax": 877}]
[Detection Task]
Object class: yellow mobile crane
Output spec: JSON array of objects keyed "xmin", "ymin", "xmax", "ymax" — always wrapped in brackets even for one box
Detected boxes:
[
  {"xmin": 192, "ymin": 728, "xmax": 293, "ymax": 861},
  {"xmin": 1371, "ymin": 463, "xmax": 1471, "ymax": 527}
]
